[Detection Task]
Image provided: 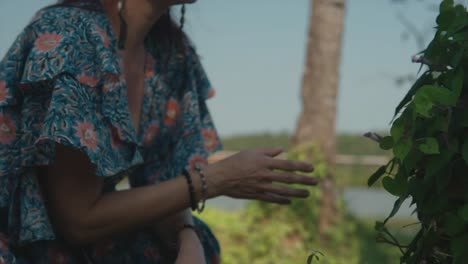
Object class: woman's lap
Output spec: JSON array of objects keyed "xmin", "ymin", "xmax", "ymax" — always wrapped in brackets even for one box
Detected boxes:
[{"xmin": 0, "ymin": 217, "xmax": 220, "ymax": 264}]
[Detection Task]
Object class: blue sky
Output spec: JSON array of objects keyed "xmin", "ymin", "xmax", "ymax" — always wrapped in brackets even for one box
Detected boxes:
[{"xmin": 0, "ymin": 0, "xmax": 440, "ymax": 137}]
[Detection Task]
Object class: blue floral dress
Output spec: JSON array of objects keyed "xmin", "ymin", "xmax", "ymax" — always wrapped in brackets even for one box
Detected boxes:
[{"xmin": 0, "ymin": 1, "xmax": 222, "ymax": 263}]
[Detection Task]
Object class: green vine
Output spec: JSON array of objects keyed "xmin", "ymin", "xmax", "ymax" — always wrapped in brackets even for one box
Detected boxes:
[{"xmin": 368, "ymin": 1, "xmax": 468, "ymax": 263}]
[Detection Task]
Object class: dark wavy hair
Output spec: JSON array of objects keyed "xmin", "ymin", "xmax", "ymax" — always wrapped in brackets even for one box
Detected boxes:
[
  {"xmin": 55, "ymin": 0, "xmax": 190, "ymax": 56},
  {"xmin": 53, "ymin": 0, "xmax": 192, "ymax": 98}
]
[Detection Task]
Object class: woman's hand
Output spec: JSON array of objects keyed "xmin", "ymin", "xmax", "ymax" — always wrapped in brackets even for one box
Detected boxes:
[
  {"xmin": 175, "ymin": 228, "xmax": 206, "ymax": 264},
  {"xmin": 204, "ymin": 148, "xmax": 318, "ymax": 204}
]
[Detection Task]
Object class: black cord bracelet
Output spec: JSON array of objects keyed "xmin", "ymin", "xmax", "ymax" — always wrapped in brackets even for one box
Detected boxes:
[{"xmin": 182, "ymin": 169, "xmax": 197, "ymax": 211}]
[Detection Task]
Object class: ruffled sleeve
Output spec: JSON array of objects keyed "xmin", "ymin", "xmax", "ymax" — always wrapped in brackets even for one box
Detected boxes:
[
  {"xmin": 0, "ymin": 6, "xmax": 144, "ymax": 245},
  {"xmin": 18, "ymin": 75, "xmax": 144, "ymax": 177},
  {"xmin": 129, "ymin": 48, "xmax": 222, "ymax": 187}
]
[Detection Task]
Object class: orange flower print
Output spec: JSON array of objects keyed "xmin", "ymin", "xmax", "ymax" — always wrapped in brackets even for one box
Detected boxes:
[
  {"xmin": 208, "ymin": 88, "xmax": 216, "ymax": 99},
  {"xmin": 35, "ymin": 32, "xmax": 64, "ymax": 52},
  {"xmin": 75, "ymin": 121, "xmax": 99, "ymax": 151},
  {"xmin": 95, "ymin": 26, "xmax": 110, "ymax": 48},
  {"xmin": 0, "ymin": 81, "xmax": 8, "ymax": 103},
  {"xmin": 145, "ymin": 55, "xmax": 155, "ymax": 78},
  {"xmin": 78, "ymin": 74, "xmax": 99, "ymax": 87},
  {"xmin": 143, "ymin": 123, "xmax": 159, "ymax": 145},
  {"xmin": 188, "ymin": 154, "xmax": 207, "ymax": 171},
  {"xmin": 164, "ymin": 99, "xmax": 180, "ymax": 126},
  {"xmin": 0, "ymin": 114, "xmax": 16, "ymax": 145},
  {"xmin": 202, "ymin": 128, "xmax": 219, "ymax": 152},
  {"xmin": 103, "ymin": 74, "xmax": 120, "ymax": 93}
]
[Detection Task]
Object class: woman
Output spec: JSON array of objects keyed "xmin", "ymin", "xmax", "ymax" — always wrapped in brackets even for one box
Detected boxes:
[{"xmin": 0, "ymin": 0, "xmax": 318, "ymax": 263}]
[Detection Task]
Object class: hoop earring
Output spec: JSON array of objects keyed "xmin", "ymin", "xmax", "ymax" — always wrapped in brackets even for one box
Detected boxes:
[{"xmin": 118, "ymin": 0, "xmax": 127, "ymax": 50}]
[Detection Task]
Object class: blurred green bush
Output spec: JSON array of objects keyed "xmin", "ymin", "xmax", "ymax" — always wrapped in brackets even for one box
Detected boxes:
[{"xmin": 199, "ymin": 144, "xmax": 402, "ymax": 263}]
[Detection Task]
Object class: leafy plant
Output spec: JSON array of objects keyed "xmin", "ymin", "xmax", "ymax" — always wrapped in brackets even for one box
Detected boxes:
[
  {"xmin": 201, "ymin": 144, "xmax": 404, "ymax": 264},
  {"xmin": 368, "ymin": 1, "xmax": 468, "ymax": 263}
]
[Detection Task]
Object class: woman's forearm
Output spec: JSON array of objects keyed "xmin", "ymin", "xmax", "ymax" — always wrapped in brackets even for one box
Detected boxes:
[
  {"xmin": 75, "ymin": 177, "xmax": 199, "ymax": 243},
  {"xmin": 44, "ymin": 144, "xmax": 208, "ymax": 245},
  {"xmin": 176, "ymin": 228, "xmax": 206, "ymax": 264}
]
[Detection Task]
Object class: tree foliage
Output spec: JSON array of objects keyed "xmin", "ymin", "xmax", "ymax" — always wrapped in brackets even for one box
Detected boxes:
[{"xmin": 369, "ymin": 1, "xmax": 468, "ymax": 263}]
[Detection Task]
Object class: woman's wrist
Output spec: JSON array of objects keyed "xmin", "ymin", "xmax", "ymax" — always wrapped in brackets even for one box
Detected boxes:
[{"xmin": 192, "ymin": 163, "xmax": 220, "ymax": 200}]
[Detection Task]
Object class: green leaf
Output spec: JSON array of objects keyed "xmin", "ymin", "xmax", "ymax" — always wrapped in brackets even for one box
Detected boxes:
[
  {"xmin": 452, "ymin": 69, "xmax": 464, "ymax": 101},
  {"xmin": 391, "ymin": 118, "xmax": 405, "ymax": 142},
  {"xmin": 451, "ymin": 233, "xmax": 468, "ymax": 264},
  {"xmin": 402, "ymin": 148, "xmax": 422, "ymax": 174},
  {"xmin": 416, "ymin": 85, "xmax": 457, "ymax": 107},
  {"xmin": 451, "ymin": 48, "xmax": 465, "ymax": 68},
  {"xmin": 438, "ymin": 1, "xmax": 455, "ymax": 27},
  {"xmin": 413, "ymin": 92, "xmax": 434, "ymax": 118},
  {"xmin": 458, "ymin": 204, "xmax": 468, "ymax": 222},
  {"xmin": 408, "ymin": 177, "xmax": 425, "ymax": 202},
  {"xmin": 462, "ymin": 141, "xmax": 468, "ymax": 165},
  {"xmin": 379, "ymin": 136, "xmax": 394, "ymax": 150},
  {"xmin": 383, "ymin": 197, "xmax": 406, "ymax": 225},
  {"xmin": 393, "ymin": 138, "xmax": 413, "ymax": 161},
  {"xmin": 413, "ymin": 85, "xmax": 458, "ymax": 118},
  {"xmin": 457, "ymin": 108, "xmax": 468, "ymax": 127},
  {"xmin": 382, "ymin": 175, "xmax": 407, "ymax": 197},
  {"xmin": 394, "ymin": 72, "xmax": 432, "ymax": 118},
  {"xmin": 445, "ymin": 213, "xmax": 466, "ymax": 236},
  {"xmin": 368, "ymin": 166, "xmax": 386, "ymax": 187},
  {"xmin": 440, "ymin": 0, "xmax": 454, "ymax": 13},
  {"xmin": 426, "ymin": 147, "xmax": 456, "ymax": 187},
  {"xmin": 418, "ymin": 137, "xmax": 440, "ymax": 154},
  {"xmin": 382, "ymin": 177, "xmax": 397, "ymax": 195},
  {"xmin": 425, "ymin": 196, "xmax": 449, "ymax": 214}
]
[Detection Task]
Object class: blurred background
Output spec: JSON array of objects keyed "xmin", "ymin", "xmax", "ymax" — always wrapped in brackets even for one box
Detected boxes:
[{"xmin": 0, "ymin": 0, "xmax": 453, "ymax": 263}]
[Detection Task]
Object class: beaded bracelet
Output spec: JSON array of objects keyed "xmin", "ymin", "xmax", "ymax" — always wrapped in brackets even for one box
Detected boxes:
[
  {"xmin": 181, "ymin": 169, "xmax": 197, "ymax": 211},
  {"xmin": 194, "ymin": 163, "xmax": 207, "ymax": 213}
]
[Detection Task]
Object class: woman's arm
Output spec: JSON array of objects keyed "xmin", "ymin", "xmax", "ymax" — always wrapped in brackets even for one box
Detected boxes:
[
  {"xmin": 42, "ymin": 144, "xmax": 201, "ymax": 245},
  {"xmin": 42, "ymin": 144, "xmax": 316, "ymax": 245},
  {"xmin": 175, "ymin": 228, "xmax": 206, "ymax": 264}
]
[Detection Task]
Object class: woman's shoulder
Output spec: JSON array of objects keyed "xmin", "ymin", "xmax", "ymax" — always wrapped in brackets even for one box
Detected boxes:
[
  {"xmin": 28, "ymin": 5, "xmax": 110, "ymax": 37},
  {"xmin": 23, "ymin": 5, "xmax": 115, "ymax": 51},
  {"xmin": 0, "ymin": 4, "xmax": 119, "ymax": 89}
]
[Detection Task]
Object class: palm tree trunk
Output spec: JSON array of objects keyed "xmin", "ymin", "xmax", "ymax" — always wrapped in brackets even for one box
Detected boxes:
[{"xmin": 292, "ymin": 0, "xmax": 347, "ymax": 238}]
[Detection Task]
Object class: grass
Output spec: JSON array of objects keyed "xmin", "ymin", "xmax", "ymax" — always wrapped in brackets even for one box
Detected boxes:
[{"xmin": 198, "ymin": 206, "xmax": 416, "ymax": 264}]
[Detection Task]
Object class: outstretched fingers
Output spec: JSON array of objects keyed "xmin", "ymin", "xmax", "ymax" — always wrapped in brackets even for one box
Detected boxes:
[
  {"xmin": 266, "ymin": 158, "xmax": 314, "ymax": 173},
  {"xmin": 264, "ymin": 171, "xmax": 319, "ymax": 186},
  {"xmin": 258, "ymin": 183, "xmax": 310, "ymax": 198},
  {"xmin": 242, "ymin": 192, "xmax": 291, "ymax": 204},
  {"xmin": 254, "ymin": 148, "xmax": 284, "ymax": 158}
]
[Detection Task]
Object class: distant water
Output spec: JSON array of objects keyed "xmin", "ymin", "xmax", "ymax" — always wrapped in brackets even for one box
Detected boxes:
[
  {"xmin": 207, "ymin": 187, "xmax": 417, "ymax": 220},
  {"xmin": 343, "ymin": 187, "xmax": 416, "ymax": 219}
]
